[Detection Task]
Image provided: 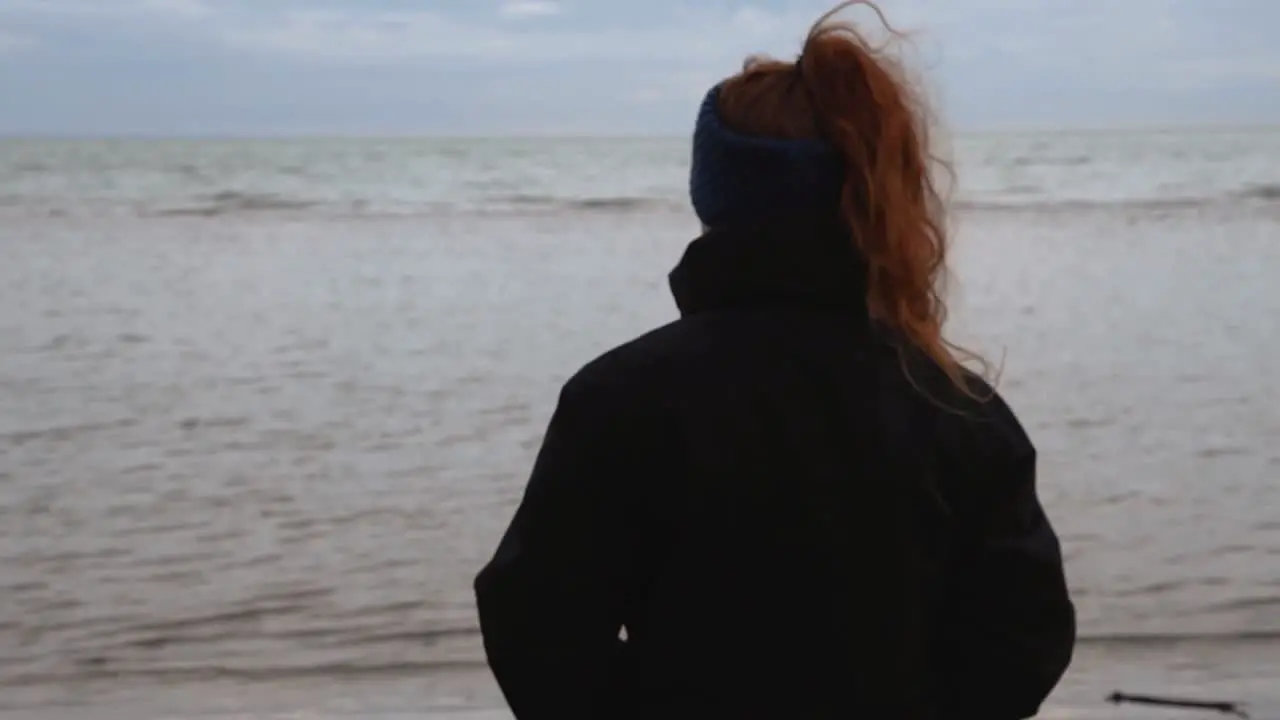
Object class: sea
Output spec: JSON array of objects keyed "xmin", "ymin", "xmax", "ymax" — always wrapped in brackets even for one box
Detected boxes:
[{"xmin": 1, "ymin": 131, "xmax": 1278, "ymax": 720}]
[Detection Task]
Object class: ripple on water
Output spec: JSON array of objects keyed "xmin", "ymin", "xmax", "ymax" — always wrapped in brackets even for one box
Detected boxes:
[{"xmin": 0, "ymin": 208, "xmax": 1276, "ymax": 702}]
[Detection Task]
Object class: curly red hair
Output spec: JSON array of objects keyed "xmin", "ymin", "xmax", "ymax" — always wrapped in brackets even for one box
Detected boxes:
[{"xmin": 717, "ymin": 1, "xmax": 984, "ymax": 393}]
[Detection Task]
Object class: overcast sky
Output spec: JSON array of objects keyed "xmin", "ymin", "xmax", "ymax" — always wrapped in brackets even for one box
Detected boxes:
[{"xmin": 1, "ymin": 0, "xmax": 1278, "ymax": 136}]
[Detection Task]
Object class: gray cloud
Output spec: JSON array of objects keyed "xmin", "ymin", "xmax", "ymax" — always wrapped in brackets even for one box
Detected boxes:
[
  {"xmin": 0, "ymin": 28, "xmax": 37, "ymax": 52},
  {"xmin": 0, "ymin": 0, "xmax": 1277, "ymax": 135}
]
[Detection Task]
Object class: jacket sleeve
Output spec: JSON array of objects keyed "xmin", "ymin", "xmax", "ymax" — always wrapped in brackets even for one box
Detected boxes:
[
  {"xmin": 473, "ymin": 374, "xmax": 653, "ymax": 719},
  {"xmin": 933, "ymin": 398, "xmax": 1077, "ymax": 720}
]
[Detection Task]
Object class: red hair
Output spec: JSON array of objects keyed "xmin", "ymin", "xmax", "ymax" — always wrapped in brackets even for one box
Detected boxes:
[{"xmin": 717, "ymin": 1, "xmax": 984, "ymax": 393}]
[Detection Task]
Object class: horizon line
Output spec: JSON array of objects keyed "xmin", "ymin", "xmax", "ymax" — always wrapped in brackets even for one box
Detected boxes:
[{"xmin": 2, "ymin": 121, "xmax": 1279, "ymax": 142}]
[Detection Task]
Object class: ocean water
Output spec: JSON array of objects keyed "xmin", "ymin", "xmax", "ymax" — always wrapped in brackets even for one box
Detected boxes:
[{"xmin": 0, "ymin": 132, "xmax": 1278, "ymax": 719}]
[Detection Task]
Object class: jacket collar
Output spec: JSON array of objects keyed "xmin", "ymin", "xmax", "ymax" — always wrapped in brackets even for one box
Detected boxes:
[{"xmin": 668, "ymin": 215, "xmax": 870, "ymax": 320}]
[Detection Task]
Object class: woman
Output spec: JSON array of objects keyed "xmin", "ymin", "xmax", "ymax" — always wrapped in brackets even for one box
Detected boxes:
[{"xmin": 474, "ymin": 2, "xmax": 1076, "ymax": 718}]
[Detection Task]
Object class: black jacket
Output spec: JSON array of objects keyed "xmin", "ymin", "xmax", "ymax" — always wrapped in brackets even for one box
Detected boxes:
[{"xmin": 474, "ymin": 219, "xmax": 1076, "ymax": 719}]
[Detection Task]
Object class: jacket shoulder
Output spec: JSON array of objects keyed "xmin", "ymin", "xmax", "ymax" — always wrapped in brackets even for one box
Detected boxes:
[
  {"xmin": 883, "ymin": 338, "xmax": 1036, "ymax": 497},
  {"xmin": 885, "ymin": 336, "xmax": 1033, "ymax": 458},
  {"xmin": 912, "ymin": 368, "xmax": 1038, "ymax": 524},
  {"xmin": 555, "ymin": 320, "xmax": 687, "ymax": 414},
  {"xmin": 947, "ymin": 373, "xmax": 1034, "ymax": 465}
]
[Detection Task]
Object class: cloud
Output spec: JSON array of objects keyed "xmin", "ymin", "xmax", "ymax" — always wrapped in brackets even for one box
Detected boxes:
[
  {"xmin": 0, "ymin": 0, "xmax": 186, "ymax": 16},
  {"xmin": 1, "ymin": 0, "xmax": 1278, "ymax": 134},
  {"xmin": 624, "ymin": 69, "xmax": 711, "ymax": 108},
  {"xmin": 0, "ymin": 0, "xmax": 102, "ymax": 15},
  {"xmin": 0, "ymin": 0, "xmax": 214, "ymax": 27},
  {"xmin": 499, "ymin": 0, "xmax": 563, "ymax": 20},
  {"xmin": 137, "ymin": 0, "xmax": 211, "ymax": 18},
  {"xmin": 0, "ymin": 28, "xmax": 37, "ymax": 53},
  {"xmin": 226, "ymin": 10, "xmax": 624, "ymax": 63},
  {"xmin": 221, "ymin": 5, "xmax": 795, "ymax": 65}
]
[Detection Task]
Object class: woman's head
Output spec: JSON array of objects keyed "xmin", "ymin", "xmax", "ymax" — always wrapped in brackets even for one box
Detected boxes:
[{"xmin": 690, "ymin": 1, "xmax": 979, "ymax": 392}]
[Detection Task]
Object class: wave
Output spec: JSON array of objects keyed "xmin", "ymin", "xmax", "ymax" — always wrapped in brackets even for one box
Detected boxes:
[
  {"xmin": 4, "ymin": 626, "xmax": 1277, "ymax": 688},
  {"xmin": 1010, "ymin": 154, "xmax": 1092, "ymax": 167},
  {"xmin": 0, "ymin": 658, "xmax": 488, "ymax": 688},
  {"xmin": 137, "ymin": 183, "xmax": 1280, "ymax": 219},
  {"xmin": 1235, "ymin": 182, "xmax": 1280, "ymax": 201},
  {"xmin": 155, "ymin": 191, "xmax": 322, "ymax": 217},
  {"xmin": 956, "ymin": 197, "xmax": 1206, "ymax": 213},
  {"xmin": 1076, "ymin": 629, "xmax": 1280, "ymax": 645},
  {"xmin": 485, "ymin": 188, "xmax": 1276, "ymax": 216},
  {"xmin": 487, "ymin": 193, "xmax": 681, "ymax": 214},
  {"xmin": 956, "ymin": 189, "xmax": 1280, "ymax": 214},
  {"xmin": 5, "ymin": 181, "xmax": 1279, "ymax": 222},
  {"xmin": 0, "ymin": 623, "xmax": 485, "ymax": 688},
  {"xmin": 143, "ymin": 191, "xmax": 683, "ymax": 219}
]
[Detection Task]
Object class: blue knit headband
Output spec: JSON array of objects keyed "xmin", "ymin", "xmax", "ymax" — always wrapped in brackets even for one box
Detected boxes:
[{"xmin": 689, "ymin": 83, "xmax": 846, "ymax": 228}]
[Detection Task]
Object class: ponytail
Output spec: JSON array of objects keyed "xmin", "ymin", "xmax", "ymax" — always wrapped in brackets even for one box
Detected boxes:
[{"xmin": 719, "ymin": 1, "xmax": 989, "ymax": 398}]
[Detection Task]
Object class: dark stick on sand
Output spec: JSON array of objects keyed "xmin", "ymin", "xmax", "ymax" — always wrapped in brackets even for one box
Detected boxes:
[{"xmin": 1107, "ymin": 691, "xmax": 1250, "ymax": 718}]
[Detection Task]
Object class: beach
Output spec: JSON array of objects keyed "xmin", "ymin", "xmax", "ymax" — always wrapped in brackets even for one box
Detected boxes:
[{"xmin": 1, "ymin": 133, "xmax": 1278, "ymax": 718}]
